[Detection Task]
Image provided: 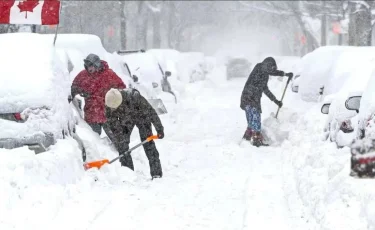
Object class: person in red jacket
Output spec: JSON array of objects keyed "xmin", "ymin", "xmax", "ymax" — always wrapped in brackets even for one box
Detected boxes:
[{"xmin": 71, "ymin": 54, "xmax": 126, "ymax": 135}]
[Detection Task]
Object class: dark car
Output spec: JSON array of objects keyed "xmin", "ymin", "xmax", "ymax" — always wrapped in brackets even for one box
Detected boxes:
[{"xmin": 226, "ymin": 58, "xmax": 252, "ymax": 80}]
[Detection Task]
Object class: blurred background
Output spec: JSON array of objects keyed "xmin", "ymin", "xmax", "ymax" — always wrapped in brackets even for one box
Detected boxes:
[{"xmin": 1, "ymin": 1, "xmax": 374, "ymax": 58}]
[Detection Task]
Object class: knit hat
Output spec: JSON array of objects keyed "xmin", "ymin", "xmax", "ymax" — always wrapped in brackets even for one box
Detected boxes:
[{"xmin": 105, "ymin": 88, "xmax": 123, "ymax": 109}]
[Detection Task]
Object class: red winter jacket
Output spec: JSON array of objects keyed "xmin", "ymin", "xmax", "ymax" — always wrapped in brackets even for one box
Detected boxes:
[{"xmin": 71, "ymin": 61, "xmax": 126, "ymax": 124}]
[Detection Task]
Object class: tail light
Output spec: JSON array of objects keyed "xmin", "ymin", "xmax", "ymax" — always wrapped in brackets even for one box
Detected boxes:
[
  {"xmin": 0, "ymin": 106, "xmax": 50, "ymax": 123},
  {"xmin": 13, "ymin": 113, "xmax": 22, "ymax": 121},
  {"xmin": 358, "ymin": 156, "xmax": 375, "ymax": 164}
]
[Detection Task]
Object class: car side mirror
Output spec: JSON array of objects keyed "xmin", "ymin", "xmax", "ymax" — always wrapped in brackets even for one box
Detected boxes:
[
  {"xmin": 345, "ymin": 96, "xmax": 362, "ymax": 113},
  {"xmin": 321, "ymin": 103, "xmax": 330, "ymax": 114},
  {"xmin": 165, "ymin": 71, "xmax": 172, "ymax": 77},
  {"xmin": 132, "ymin": 75, "xmax": 138, "ymax": 83}
]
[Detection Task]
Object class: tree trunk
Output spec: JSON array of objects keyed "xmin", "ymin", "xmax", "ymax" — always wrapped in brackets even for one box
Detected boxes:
[
  {"xmin": 153, "ymin": 11, "xmax": 161, "ymax": 48},
  {"xmin": 167, "ymin": 1, "xmax": 175, "ymax": 48},
  {"xmin": 136, "ymin": 1, "xmax": 148, "ymax": 49},
  {"xmin": 356, "ymin": 4, "xmax": 372, "ymax": 46},
  {"xmin": 349, "ymin": 2, "xmax": 372, "ymax": 46},
  {"xmin": 120, "ymin": 1, "xmax": 127, "ymax": 50}
]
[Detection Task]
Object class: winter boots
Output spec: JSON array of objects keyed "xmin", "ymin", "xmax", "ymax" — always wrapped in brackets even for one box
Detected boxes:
[
  {"xmin": 243, "ymin": 128, "xmax": 253, "ymax": 141},
  {"xmin": 251, "ymin": 131, "xmax": 269, "ymax": 147},
  {"xmin": 242, "ymin": 129, "xmax": 269, "ymax": 147}
]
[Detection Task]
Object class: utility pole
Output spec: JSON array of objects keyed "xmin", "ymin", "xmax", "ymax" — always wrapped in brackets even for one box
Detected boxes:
[{"xmin": 321, "ymin": 0, "xmax": 327, "ymax": 46}]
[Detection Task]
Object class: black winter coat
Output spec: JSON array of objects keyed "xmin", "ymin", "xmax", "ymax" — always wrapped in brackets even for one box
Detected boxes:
[
  {"xmin": 105, "ymin": 88, "xmax": 164, "ymax": 145},
  {"xmin": 240, "ymin": 57, "xmax": 285, "ymax": 113}
]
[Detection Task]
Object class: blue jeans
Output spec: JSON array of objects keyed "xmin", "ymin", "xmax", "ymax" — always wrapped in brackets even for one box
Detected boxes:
[{"xmin": 245, "ymin": 105, "xmax": 261, "ymax": 132}]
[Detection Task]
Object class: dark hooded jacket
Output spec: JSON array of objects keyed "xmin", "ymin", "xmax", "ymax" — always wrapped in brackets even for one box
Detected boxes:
[
  {"xmin": 105, "ymin": 88, "xmax": 163, "ymax": 150},
  {"xmin": 240, "ymin": 57, "xmax": 285, "ymax": 113}
]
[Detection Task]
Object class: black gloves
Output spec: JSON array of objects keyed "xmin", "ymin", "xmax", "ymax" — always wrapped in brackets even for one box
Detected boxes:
[
  {"xmin": 275, "ymin": 100, "xmax": 283, "ymax": 108},
  {"xmin": 285, "ymin": 72, "xmax": 293, "ymax": 83},
  {"xmin": 68, "ymin": 95, "xmax": 73, "ymax": 103},
  {"xmin": 157, "ymin": 130, "xmax": 164, "ymax": 139},
  {"xmin": 285, "ymin": 72, "xmax": 293, "ymax": 78}
]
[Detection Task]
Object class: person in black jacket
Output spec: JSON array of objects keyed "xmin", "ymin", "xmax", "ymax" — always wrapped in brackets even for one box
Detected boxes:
[
  {"xmin": 240, "ymin": 57, "xmax": 293, "ymax": 146},
  {"xmin": 104, "ymin": 88, "xmax": 164, "ymax": 179}
]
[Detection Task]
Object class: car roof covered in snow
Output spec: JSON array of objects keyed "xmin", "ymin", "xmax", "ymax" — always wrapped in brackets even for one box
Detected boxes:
[{"xmin": 0, "ymin": 32, "xmax": 70, "ymax": 113}]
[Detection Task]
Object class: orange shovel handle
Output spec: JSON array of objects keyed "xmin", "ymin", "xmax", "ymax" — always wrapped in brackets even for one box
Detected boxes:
[{"xmin": 83, "ymin": 135, "xmax": 159, "ymax": 170}]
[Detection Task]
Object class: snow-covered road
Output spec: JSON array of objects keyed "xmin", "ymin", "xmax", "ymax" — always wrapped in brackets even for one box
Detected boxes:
[
  {"xmin": 2, "ymin": 74, "xmax": 374, "ymax": 230},
  {"xmin": 51, "ymin": 78, "xmax": 308, "ymax": 230}
]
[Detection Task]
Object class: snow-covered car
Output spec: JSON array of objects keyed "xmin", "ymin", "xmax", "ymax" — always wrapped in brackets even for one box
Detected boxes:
[
  {"xmin": 176, "ymin": 52, "xmax": 207, "ymax": 83},
  {"xmin": 321, "ymin": 94, "xmax": 357, "ymax": 148},
  {"xmin": 346, "ymin": 68, "xmax": 375, "ymax": 141},
  {"xmin": 116, "ymin": 49, "xmax": 177, "ymax": 113},
  {"xmin": 298, "ymin": 46, "xmax": 375, "ymax": 102},
  {"xmin": 0, "ymin": 33, "xmax": 77, "ymax": 154},
  {"xmin": 318, "ymin": 48, "xmax": 375, "ymax": 148},
  {"xmin": 350, "ymin": 138, "xmax": 375, "ymax": 178},
  {"xmin": 290, "ymin": 74, "xmax": 301, "ymax": 93},
  {"xmin": 225, "ymin": 57, "xmax": 252, "ymax": 80}
]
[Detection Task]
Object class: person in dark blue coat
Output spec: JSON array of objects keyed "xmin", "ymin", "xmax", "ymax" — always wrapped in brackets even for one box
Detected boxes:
[{"xmin": 240, "ymin": 57, "xmax": 293, "ymax": 146}]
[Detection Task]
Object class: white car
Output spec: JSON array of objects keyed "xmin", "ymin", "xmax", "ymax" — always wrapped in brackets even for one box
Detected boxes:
[
  {"xmin": 176, "ymin": 52, "xmax": 207, "ymax": 83},
  {"xmin": 116, "ymin": 50, "xmax": 177, "ymax": 111},
  {"xmin": 321, "ymin": 94, "xmax": 358, "ymax": 148},
  {"xmin": 346, "ymin": 68, "xmax": 375, "ymax": 141},
  {"xmin": 297, "ymin": 46, "xmax": 375, "ymax": 102},
  {"xmin": 0, "ymin": 33, "xmax": 79, "ymax": 154},
  {"xmin": 319, "ymin": 47, "xmax": 375, "ymax": 148}
]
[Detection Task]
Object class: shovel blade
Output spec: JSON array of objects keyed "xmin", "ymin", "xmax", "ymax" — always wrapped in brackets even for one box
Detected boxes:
[{"xmin": 83, "ymin": 159, "xmax": 109, "ymax": 170}]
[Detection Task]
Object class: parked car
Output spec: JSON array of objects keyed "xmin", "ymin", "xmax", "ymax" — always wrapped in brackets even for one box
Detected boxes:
[
  {"xmin": 350, "ymin": 137, "xmax": 375, "ymax": 178},
  {"xmin": 116, "ymin": 49, "xmax": 176, "ymax": 114},
  {"xmin": 0, "ymin": 33, "xmax": 83, "ymax": 156},
  {"xmin": 321, "ymin": 95, "xmax": 358, "ymax": 148},
  {"xmin": 298, "ymin": 46, "xmax": 375, "ymax": 102},
  {"xmin": 345, "ymin": 70, "xmax": 375, "ymax": 140},
  {"xmin": 176, "ymin": 52, "xmax": 207, "ymax": 83},
  {"xmin": 225, "ymin": 57, "xmax": 252, "ymax": 80}
]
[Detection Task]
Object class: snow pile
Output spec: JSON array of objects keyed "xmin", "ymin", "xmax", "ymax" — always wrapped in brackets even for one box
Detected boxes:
[{"xmin": 283, "ymin": 104, "xmax": 375, "ymax": 230}]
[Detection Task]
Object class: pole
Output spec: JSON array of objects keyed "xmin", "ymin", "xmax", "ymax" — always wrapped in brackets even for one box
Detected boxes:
[{"xmin": 53, "ymin": 2, "xmax": 63, "ymax": 46}]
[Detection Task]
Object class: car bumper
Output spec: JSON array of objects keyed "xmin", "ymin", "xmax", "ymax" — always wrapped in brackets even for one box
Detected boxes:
[{"xmin": 0, "ymin": 132, "xmax": 55, "ymax": 154}]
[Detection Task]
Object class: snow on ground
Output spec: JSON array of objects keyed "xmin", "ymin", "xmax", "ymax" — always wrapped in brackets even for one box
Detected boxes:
[{"xmin": 1, "ymin": 61, "xmax": 375, "ymax": 230}]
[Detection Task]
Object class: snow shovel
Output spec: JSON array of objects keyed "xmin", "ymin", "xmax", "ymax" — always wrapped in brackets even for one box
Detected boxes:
[
  {"xmin": 83, "ymin": 135, "xmax": 159, "ymax": 170},
  {"xmin": 275, "ymin": 75, "xmax": 292, "ymax": 119}
]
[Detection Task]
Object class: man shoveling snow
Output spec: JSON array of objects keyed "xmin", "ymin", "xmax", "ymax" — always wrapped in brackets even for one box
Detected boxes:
[
  {"xmin": 104, "ymin": 88, "xmax": 164, "ymax": 180},
  {"xmin": 240, "ymin": 57, "xmax": 293, "ymax": 147}
]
